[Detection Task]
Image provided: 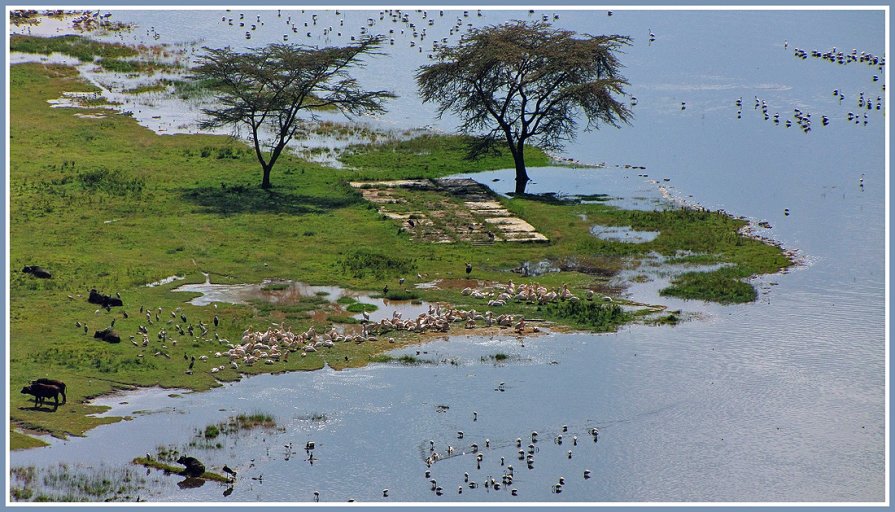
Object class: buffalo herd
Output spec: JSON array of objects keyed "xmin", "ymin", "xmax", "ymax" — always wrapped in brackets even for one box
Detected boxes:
[{"xmin": 20, "ymin": 378, "xmax": 67, "ymax": 410}]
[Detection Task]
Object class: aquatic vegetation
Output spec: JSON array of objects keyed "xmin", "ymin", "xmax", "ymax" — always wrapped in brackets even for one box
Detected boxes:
[
  {"xmin": 96, "ymin": 58, "xmax": 181, "ymax": 74},
  {"xmin": 9, "ymin": 463, "xmax": 149, "ymax": 502},
  {"xmin": 543, "ymin": 300, "xmax": 630, "ymax": 332},
  {"xmin": 203, "ymin": 425, "xmax": 220, "ymax": 439},
  {"xmin": 660, "ymin": 269, "xmax": 757, "ymax": 304},
  {"xmin": 121, "ymin": 82, "xmax": 169, "ymax": 95},
  {"xmin": 10, "ymin": 34, "xmax": 137, "ymax": 61},
  {"xmin": 259, "ymin": 282, "xmax": 290, "ymax": 291},
  {"xmin": 372, "ymin": 354, "xmax": 434, "ymax": 365},
  {"xmin": 346, "ymin": 302, "xmax": 378, "ymax": 313},
  {"xmin": 482, "ymin": 352, "xmax": 510, "ymax": 363},
  {"xmin": 226, "ymin": 413, "xmax": 277, "ymax": 431}
]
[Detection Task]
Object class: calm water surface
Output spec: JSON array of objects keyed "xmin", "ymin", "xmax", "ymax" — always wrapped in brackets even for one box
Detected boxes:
[{"xmin": 9, "ymin": 8, "xmax": 885, "ymax": 503}]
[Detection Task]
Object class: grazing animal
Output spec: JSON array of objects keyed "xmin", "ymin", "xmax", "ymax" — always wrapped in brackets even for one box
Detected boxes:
[
  {"xmin": 32, "ymin": 379, "xmax": 66, "ymax": 403},
  {"xmin": 22, "ymin": 265, "xmax": 52, "ymax": 279},
  {"xmin": 466, "ymin": 262, "xmax": 473, "ymax": 275},
  {"xmin": 93, "ymin": 327, "xmax": 121, "ymax": 343},
  {"xmin": 21, "ymin": 383, "xmax": 62, "ymax": 409},
  {"xmin": 88, "ymin": 289, "xmax": 122, "ymax": 308},
  {"xmin": 176, "ymin": 456, "xmax": 206, "ymax": 478}
]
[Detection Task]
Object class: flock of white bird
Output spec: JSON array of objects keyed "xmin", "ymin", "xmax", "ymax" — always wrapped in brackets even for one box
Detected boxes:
[
  {"xmin": 213, "ymin": 303, "xmax": 534, "ymax": 372},
  {"xmin": 461, "ymin": 280, "xmax": 609, "ymax": 307}
]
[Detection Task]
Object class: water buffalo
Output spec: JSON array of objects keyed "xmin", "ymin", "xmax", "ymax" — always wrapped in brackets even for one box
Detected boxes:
[
  {"xmin": 31, "ymin": 378, "xmax": 66, "ymax": 403},
  {"xmin": 176, "ymin": 456, "xmax": 206, "ymax": 478},
  {"xmin": 21, "ymin": 383, "xmax": 62, "ymax": 409},
  {"xmin": 88, "ymin": 289, "xmax": 122, "ymax": 308},
  {"xmin": 93, "ymin": 328, "xmax": 121, "ymax": 343},
  {"xmin": 22, "ymin": 266, "xmax": 52, "ymax": 279}
]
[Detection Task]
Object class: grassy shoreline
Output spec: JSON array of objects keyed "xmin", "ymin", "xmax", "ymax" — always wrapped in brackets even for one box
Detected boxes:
[{"xmin": 8, "ymin": 61, "xmax": 792, "ymax": 450}]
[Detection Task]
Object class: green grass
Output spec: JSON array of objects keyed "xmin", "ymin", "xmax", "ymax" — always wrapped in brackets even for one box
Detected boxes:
[
  {"xmin": 10, "ymin": 463, "xmax": 150, "ymax": 502},
  {"xmin": 338, "ymin": 249, "xmax": 416, "ymax": 279},
  {"xmin": 8, "ymin": 62, "xmax": 792, "ymax": 449},
  {"xmin": 121, "ymin": 82, "xmax": 169, "ymax": 94},
  {"xmin": 371, "ymin": 353, "xmax": 433, "ymax": 365},
  {"xmin": 132, "ymin": 457, "xmax": 229, "ymax": 483},
  {"xmin": 345, "ymin": 302, "xmax": 378, "ymax": 313},
  {"xmin": 543, "ymin": 300, "xmax": 631, "ymax": 332},
  {"xmin": 96, "ymin": 58, "xmax": 180, "ymax": 74},
  {"xmin": 203, "ymin": 425, "xmax": 220, "ymax": 439},
  {"xmin": 660, "ymin": 269, "xmax": 758, "ymax": 304},
  {"xmin": 10, "ymin": 34, "xmax": 137, "ymax": 61},
  {"xmin": 340, "ymin": 133, "xmax": 551, "ymax": 179},
  {"xmin": 170, "ymin": 78, "xmax": 217, "ymax": 99}
]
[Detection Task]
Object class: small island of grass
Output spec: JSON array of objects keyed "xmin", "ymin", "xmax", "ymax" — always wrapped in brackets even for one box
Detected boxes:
[{"xmin": 8, "ymin": 53, "xmax": 792, "ymax": 450}]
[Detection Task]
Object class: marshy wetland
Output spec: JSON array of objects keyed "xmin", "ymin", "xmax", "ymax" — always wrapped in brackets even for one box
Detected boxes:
[{"xmin": 8, "ymin": 8, "xmax": 885, "ymax": 504}]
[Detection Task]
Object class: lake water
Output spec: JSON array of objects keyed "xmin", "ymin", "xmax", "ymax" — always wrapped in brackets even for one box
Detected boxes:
[{"xmin": 8, "ymin": 8, "xmax": 886, "ymax": 503}]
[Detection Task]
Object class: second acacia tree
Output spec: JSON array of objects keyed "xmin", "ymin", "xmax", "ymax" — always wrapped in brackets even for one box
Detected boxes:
[
  {"xmin": 194, "ymin": 38, "xmax": 395, "ymax": 189},
  {"xmin": 417, "ymin": 21, "xmax": 632, "ymax": 195}
]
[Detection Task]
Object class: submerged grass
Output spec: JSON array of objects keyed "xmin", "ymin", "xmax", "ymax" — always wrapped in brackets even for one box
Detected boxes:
[
  {"xmin": 9, "ymin": 62, "xmax": 792, "ymax": 449},
  {"xmin": 10, "ymin": 34, "xmax": 137, "ymax": 61},
  {"xmin": 10, "ymin": 463, "xmax": 150, "ymax": 502},
  {"xmin": 371, "ymin": 353, "xmax": 433, "ymax": 365}
]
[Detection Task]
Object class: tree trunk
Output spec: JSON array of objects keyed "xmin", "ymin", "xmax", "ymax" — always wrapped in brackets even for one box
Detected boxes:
[
  {"xmin": 513, "ymin": 151, "xmax": 529, "ymax": 195},
  {"xmin": 261, "ymin": 165, "xmax": 272, "ymax": 189}
]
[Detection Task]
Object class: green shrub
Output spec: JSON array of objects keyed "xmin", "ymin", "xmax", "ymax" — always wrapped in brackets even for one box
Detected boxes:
[
  {"xmin": 338, "ymin": 249, "xmax": 416, "ymax": 279},
  {"xmin": 544, "ymin": 300, "xmax": 629, "ymax": 332},
  {"xmin": 203, "ymin": 425, "xmax": 220, "ymax": 439}
]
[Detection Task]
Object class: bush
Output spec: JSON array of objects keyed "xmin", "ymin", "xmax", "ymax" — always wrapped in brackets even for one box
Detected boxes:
[
  {"xmin": 544, "ymin": 300, "xmax": 629, "ymax": 332},
  {"xmin": 203, "ymin": 425, "xmax": 220, "ymax": 439},
  {"xmin": 76, "ymin": 168, "xmax": 144, "ymax": 197},
  {"xmin": 338, "ymin": 249, "xmax": 416, "ymax": 279}
]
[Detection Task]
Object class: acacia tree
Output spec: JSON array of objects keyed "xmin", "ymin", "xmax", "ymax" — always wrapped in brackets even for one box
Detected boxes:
[
  {"xmin": 194, "ymin": 38, "xmax": 394, "ymax": 189},
  {"xmin": 417, "ymin": 21, "xmax": 632, "ymax": 195}
]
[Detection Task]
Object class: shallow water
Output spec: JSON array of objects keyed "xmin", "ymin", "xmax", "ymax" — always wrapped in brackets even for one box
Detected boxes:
[
  {"xmin": 8, "ymin": 8, "xmax": 885, "ymax": 503},
  {"xmin": 172, "ymin": 276, "xmax": 431, "ymax": 325},
  {"xmin": 591, "ymin": 226, "xmax": 661, "ymax": 244}
]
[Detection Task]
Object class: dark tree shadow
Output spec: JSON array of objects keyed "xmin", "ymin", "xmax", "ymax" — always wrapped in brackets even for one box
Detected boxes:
[{"xmin": 180, "ymin": 185, "xmax": 363, "ymax": 216}]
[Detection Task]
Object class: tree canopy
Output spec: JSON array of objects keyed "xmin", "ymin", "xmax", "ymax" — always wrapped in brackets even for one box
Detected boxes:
[
  {"xmin": 416, "ymin": 21, "xmax": 632, "ymax": 194},
  {"xmin": 193, "ymin": 38, "xmax": 395, "ymax": 189}
]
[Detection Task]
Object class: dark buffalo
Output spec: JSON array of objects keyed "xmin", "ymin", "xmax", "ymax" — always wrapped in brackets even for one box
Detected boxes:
[
  {"xmin": 88, "ymin": 289, "xmax": 123, "ymax": 308},
  {"xmin": 93, "ymin": 328, "xmax": 121, "ymax": 343},
  {"xmin": 31, "ymin": 378, "xmax": 66, "ymax": 403},
  {"xmin": 22, "ymin": 266, "xmax": 52, "ymax": 279},
  {"xmin": 21, "ymin": 383, "xmax": 62, "ymax": 409},
  {"xmin": 176, "ymin": 456, "xmax": 206, "ymax": 478}
]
